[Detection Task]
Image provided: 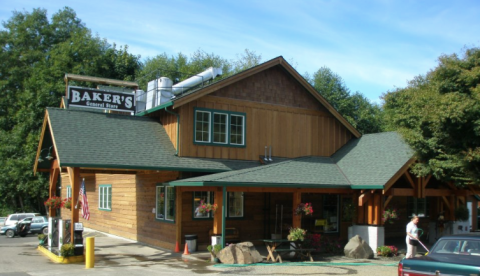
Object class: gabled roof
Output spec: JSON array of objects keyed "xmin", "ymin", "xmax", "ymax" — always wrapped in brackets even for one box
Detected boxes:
[
  {"xmin": 34, "ymin": 108, "xmax": 261, "ymax": 173},
  {"xmin": 170, "ymin": 132, "xmax": 414, "ymax": 189},
  {"xmin": 139, "ymin": 56, "xmax": 361, "ymax": 138}
]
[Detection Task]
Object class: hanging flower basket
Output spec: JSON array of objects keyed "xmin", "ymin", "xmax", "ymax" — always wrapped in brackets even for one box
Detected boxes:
[
  {"xmin": 63, "ymin": 197, "xmax": 72, "ymax": 210},
  {"xmin": 294, "ymin": 203, "xmax": 313, "ymax": 216},
  {"xmin": 198, "ymin": 201, "xmax": 218, "ymax": 214},
  {"xmin": 44, "ymin": 196, "xmax": 64, "ymax": 209},
  {"xmin": 382, "ymin": 208, "xmax": 399, "ymax": 224}
]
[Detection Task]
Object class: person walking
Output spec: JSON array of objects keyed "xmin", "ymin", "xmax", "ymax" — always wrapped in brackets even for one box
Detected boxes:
[{"xmin": 406, "ymin": 215, "xmax": 420, "ymax": 258}]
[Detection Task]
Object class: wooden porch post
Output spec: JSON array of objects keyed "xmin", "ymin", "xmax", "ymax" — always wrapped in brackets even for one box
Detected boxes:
[
  {"xmin": 48, "ymin": 160, "xmax": 60, "ymax": 217},
  {"xmin": 222, "ymin": 186, "xmax": 226, "ymax": 248},
  {"xmin": 213, "ymin": 187, "xmax": 223, "ymax": 235},
  {"xmin": 472, "ymin": 197, "xmax": 478, "ymax": 231},
  {"xmin": 175, "ymin": 187, "xmax": 182, "ymax": 250},
  {"xmin": 68, "ymin": 167, "xmax": 80, "ymax": 244},
  {"xmin": 292, "ymin": 190, "xmax": 301, "ymax": 228}
]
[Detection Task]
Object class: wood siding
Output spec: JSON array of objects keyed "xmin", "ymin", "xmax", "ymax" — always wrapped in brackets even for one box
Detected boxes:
[
  {"xmin": 177, "ymin": 96, "xmax": 351, "ymax": 159},
  {"xmin": 60, "ymin": 170, "xmax": 179, "ymax": 250}
]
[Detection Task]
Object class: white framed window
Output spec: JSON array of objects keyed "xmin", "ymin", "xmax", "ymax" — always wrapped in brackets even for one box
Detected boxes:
[
  {"xmin": 194, "ymin": 108, "xmax": 246, "ymax": 147},
  {"xmin": 66, "ymin": 186, "xmax": 72, "ymax": 199},
  {"xmin": 213, "ymin": 112, "xmax": 228, "ymax": 144},
  {"xmin": 228, "ymin": 192, "xmax": 244, "ymax": 218},
  {"xmin": 99, "ymin": 185, "xmax": 112, "ymax": 211},
  {"xmin": 193, "ymin": 191, "xmax": 213, "ymax": 218},
  {"xmin": 195, "ymin": 110, "xmax": 210, "ymax": 143},
  {"xmin": 230, "ymin": 114, "xmax": 245, "ymax": 145},
  {"xmin": 156, "ymin": 184, "xmax": 175, "ymax": 222}
]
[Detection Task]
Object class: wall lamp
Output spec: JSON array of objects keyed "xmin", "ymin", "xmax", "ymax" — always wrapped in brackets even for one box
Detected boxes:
[{"xmin": 38, "ymin": 146, "xmax": 55, "ymax": 163}]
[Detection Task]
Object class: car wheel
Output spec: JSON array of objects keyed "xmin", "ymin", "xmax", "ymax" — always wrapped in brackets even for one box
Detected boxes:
[
  {"xmin": 42, "ymin": 227, "xmax": 48, "ymax": 235},
  {"xmin": 6, "ymin": 229, "xmax": 15, "ymax": 238}
]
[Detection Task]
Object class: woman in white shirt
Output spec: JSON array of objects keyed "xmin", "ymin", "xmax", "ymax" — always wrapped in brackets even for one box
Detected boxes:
[{"xmin": 406, "ymin": 215, "xmax": 420, "ymax": 258}]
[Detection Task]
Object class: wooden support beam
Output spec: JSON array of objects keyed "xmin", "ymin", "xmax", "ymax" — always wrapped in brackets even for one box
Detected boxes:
[
  {"xmin": 449, "ymin": 195, "xmax": 455, "ymax": 221},
  {"xmin": 425, "ymin": 189, "xmax": 458, "ymax": 197},
  {"xmin": 359, "ymin": 191, "xmax": 372, "ymax": 206},
  {"xmin": 367, "ymin": 195, "xmax": 374, "ymax": 224},
  {"xmin": 292, "ymin": 190, "xmax": 302, "ymax": 228},
  {"xmin": 423, "ymin": 175, "xmax": 432, "ymax": 188},
  {"xmin": 441, "ymin": 196, "xmax": 451, "ymax": 211},
  {"xmin": 213, "ymin": 187, "xmax": 223, "ymax": 235},
  {"xmin": 384, "ymin": 195, "xmax": 393, "ymax": 209},
  {"xmin": 68, "ymin": 167, "xmax": 80, "ymax": 244},
  {"xmin": 373, "ymin": 193, "xmax": 381, "ymax": 225},
  {"xmin": 404, "ymin": 172, "xmax": 416, "ymax": 189},
  {"xmin": 175, "ymin": 187, "xmax": 183, "ymax": 249},
  {"xmin": 384, "ymin": 188, "xmax": 415, "ymax": 196}
]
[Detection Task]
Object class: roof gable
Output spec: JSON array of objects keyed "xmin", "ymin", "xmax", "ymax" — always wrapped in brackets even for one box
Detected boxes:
[{"xmin": 171, "ymin": 56, "xmax": 361, "ymax": 138}]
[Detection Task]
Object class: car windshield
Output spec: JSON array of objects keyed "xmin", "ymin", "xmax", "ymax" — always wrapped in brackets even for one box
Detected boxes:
[{"xmin": 432, "ymin": 239, "xmax": 480, "ymax": 255}]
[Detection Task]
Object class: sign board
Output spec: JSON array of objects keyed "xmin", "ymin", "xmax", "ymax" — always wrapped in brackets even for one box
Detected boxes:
[
  {"xmin": 67, "ymin": 86, "xmax": 135, "ymax": 112},
  {"xmin": 74, "ymin": 222, "xmax": 84, "ymax": 231}
]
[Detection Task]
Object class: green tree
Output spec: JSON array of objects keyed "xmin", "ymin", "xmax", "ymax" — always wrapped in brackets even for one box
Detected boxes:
[
  {"xmin": 382, "ymin": 47, "xmax": 480, "ymax": 185},
  {"xmin": 0, "ymin": 7, "xmax": 141, "ymax": 212},
  {"xmin": 307, "ymin": 67, "xmax": 384, "ymax": 134}
]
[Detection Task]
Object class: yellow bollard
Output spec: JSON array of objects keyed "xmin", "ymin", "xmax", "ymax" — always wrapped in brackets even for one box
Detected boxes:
[{"xmin": 85, "ymin": 237, "xmax": 95, "ymax": 269}]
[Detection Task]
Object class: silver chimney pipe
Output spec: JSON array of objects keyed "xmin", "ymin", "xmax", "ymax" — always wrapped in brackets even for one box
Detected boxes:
[
  {"xmin": 264, "ymin": 146, "xmax": 268, "ymax": 162},
  {"xmin": 171, "ymin": 67, "xmax": 222, "ymax": 95},
  {"xmin": 269, "ymin": 146, "xmax": 273, "ymax": 162}
]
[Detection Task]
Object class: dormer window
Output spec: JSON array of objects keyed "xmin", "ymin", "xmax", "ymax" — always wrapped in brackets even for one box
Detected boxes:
[{"xmin": 194, "ymin": 108, "xmax": 246, "ymax": 147}]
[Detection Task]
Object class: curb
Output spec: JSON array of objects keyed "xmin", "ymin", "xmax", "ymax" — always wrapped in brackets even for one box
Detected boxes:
[{"xmin": 37, "ymin": 246, "xmax": 85, "ymax": 264}]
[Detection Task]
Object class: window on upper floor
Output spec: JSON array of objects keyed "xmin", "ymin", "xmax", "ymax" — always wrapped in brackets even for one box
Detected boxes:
[{"xmin": 194, "ymin": 108, "xmax": 246, "ymax": 147}]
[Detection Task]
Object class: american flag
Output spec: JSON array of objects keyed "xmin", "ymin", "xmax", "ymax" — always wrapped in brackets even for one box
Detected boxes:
[{"xmin": 79, "ymin": 178, "xmax": 90, "ymax": 220}]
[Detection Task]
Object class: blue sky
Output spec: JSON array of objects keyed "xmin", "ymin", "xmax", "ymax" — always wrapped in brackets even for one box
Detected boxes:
[{"xmin": 1, "ymin": 0, "xmax": 479, "ymax": 103}]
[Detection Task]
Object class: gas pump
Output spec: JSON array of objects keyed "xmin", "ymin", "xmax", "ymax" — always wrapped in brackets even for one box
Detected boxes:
[{"xmin": 73, "ymin": 222, "xmax": 84, "ymax": 255}]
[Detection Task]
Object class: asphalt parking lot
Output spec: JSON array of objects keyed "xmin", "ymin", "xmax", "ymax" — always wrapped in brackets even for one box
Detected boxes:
[{"xmin": 0, "ymin": 230, "xmax": 399, "ymax": 276}]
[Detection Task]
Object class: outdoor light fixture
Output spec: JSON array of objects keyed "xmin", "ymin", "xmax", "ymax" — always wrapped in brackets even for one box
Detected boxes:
[
  {"xmin": 45, "ymin": 146, "xmax": 54, "ymax": 161},
  {"xmin": 38, "ymin": 146, "xmax": 55, "ymax": 163}
]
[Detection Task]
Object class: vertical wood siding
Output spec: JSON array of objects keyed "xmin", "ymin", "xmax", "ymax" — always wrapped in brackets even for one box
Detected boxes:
[
  {"xmin": 60, "ymin": 170, "xmax": 179, "ymax": 250},
  {"xmin": 161, "ymin": 66, "xmax": 353, "ymax": 159}
]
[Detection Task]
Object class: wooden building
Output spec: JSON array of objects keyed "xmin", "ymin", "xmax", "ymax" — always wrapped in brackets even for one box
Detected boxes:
[{"xmin": 34, "ymin": 56, "xmax": 480, "ymax": 251}]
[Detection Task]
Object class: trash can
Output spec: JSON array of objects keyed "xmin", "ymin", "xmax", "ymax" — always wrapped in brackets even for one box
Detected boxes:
[
  {"xmin": 211, "ymin": 235, "xmax": 221, "ymax": 246},
  {"xmin": 185, "ymin": 234, "xmax": 197, "ymax": 253}
]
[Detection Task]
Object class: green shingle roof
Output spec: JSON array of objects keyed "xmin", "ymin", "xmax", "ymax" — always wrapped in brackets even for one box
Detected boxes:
[
  {"xmin": 170, "ymin": 132, "xmax": 414, "ymax": 189},
  {"xmin": 43, "ymin": 108, "xmax": 260, "ymax": 172},
  {"xmin": 40, "ymin": 108, "xmax": 414, "ymax": 190},
  {"xmin": 333, "ymin": 132, "xmax": 414, "ymax": 188},
  {"xmin": 172, "ymin": 156, "xmax": 350, "ymax": 188}
]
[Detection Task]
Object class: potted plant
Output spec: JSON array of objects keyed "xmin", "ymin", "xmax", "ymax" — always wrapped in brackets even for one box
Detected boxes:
[
  {"xmin": 287, "ymin": 227, "xmax": 307, "ymax": 242},
  {"xmin": 207, "ymin": 244, "xmax": 222, "ymax": 263},
  {"xmin": 37, "ymin": 233, "xmax": 46, "ymax": 245},
  {"xmin": 294, "ymin": 203, "xmax": 313, "ymax": 216}
]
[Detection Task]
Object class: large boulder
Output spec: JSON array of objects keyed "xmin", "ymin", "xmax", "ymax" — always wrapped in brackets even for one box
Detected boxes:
[
  {"xmin": 344, "ymin": 235, "xmax": 374, "ymax": 259},
  {"xmin": 217, "ymin": 242, "xmax": 263, "ymax": 264}
]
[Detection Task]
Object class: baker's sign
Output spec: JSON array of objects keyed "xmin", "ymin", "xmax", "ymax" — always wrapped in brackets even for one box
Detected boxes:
[{"xmin": 67, "ymin": 86, "xmax": 135, "ymax": 112}]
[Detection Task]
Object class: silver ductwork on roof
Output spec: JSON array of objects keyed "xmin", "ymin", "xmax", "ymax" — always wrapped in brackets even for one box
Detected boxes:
[{"xmin": 136, "ymin": 67, "xmax": 222, "ymax": 113}]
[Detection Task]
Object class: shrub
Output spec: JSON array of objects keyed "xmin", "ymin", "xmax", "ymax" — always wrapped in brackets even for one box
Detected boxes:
[
  {"xmin": 377, "ymin": 245, "xmax": 398, "ymax": 257},
  {"xmin": 60, "ymin": 243, "xmax": 75, "ymax": 257}
]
